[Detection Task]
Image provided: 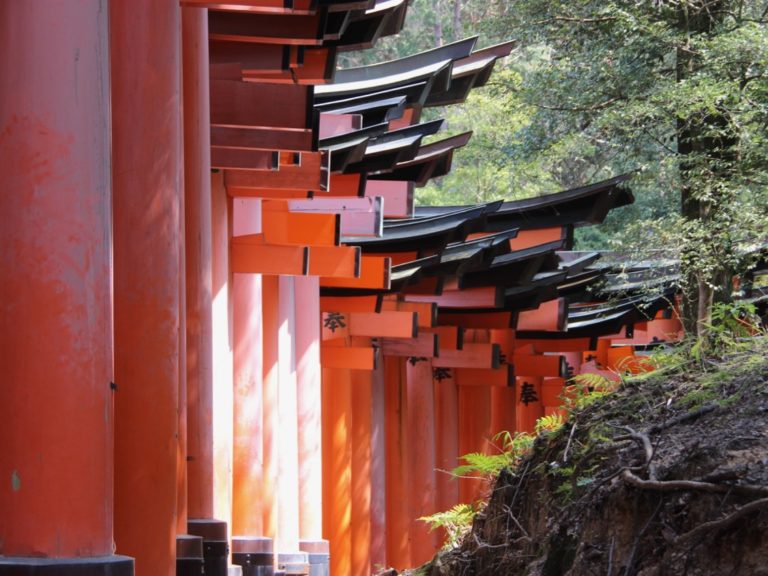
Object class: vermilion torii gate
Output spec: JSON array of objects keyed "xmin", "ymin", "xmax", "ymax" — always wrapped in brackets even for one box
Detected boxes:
[{"xmin": 0, "ymin": 2, "xmax": 683, "ymax": 576}]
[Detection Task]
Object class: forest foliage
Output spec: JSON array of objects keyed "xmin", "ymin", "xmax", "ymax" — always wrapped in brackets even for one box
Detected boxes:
[{"xmin": 342, "ymin": 0, "xmax": 768, "ymax": 332}]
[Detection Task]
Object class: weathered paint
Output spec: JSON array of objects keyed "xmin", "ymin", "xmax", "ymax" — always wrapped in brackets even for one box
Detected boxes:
[{"xmin": 0, "ymin": 0, "xmax": 114, "ymax": 558}]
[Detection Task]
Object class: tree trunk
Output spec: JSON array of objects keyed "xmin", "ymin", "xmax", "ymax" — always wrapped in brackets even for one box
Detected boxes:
[
  {"xmin": 453, "ymin": 0, "xmax": 462, "ymax": 41},
  {"xmin": 675, "ymin": 1, "xmax": 736, "ymax": 338},
  {"xmin": 434, "ymin": 0, "xmax": 443, "ymax": 47}
]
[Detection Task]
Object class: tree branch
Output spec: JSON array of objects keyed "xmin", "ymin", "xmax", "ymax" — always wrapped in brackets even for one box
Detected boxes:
[
  {"xmin": 535, "ymin": 16, "xmax": 619, "ymax": 25},
  {"xmin": 621, "ymin": 469, "xmax": 768, "ymax": 496},
  {"xmin": 535, "ymin": 96, "xmax": 624, "ymax": 113},
  {"xmin": 676, "ymin": 497, "xmax": 768, "ymax": 545}
]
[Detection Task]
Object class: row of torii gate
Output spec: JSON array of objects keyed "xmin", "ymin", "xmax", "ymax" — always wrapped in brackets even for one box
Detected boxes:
[{"xmin": 0, "ymin": 2, "xmax": 682, "ymax": 576}]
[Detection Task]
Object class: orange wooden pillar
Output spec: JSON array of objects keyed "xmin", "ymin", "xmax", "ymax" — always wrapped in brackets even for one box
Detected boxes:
[
  {"xmin": 351, "ymin": 369, "xmax": 373, "ymax": 576},
  {"xmin": 212, "ymin": 170, "xmax": 234, "ymax": 522},
  {"xmin": 182, "ymin": 4, "xmax": 216, "ymax": 526},
  {"xmin": 458, "ymin": 384, "xmax": 492, "ymax": 504},
  {"xmin": 434, "ymin": 367, "xmax": 460, "ymax": 516},
  {"xmin": 0, "ymin": 2, "xmax": 132, "ymax": 572},
  {"xmin": 277, "ymin": 277, "xmax": 305, "ymax": 565},
  {"xmin": 295, "ymin": 277, "xmax": 331, "ymax": 573},
  {"xmin": 490, "ymin": 330, "xmax": 517, "ymax": 438},
  {"xmin": 370, "ymin": 364, "xmax": 389, "ymax": 569},
  {"xmin": 322, "ymin": 367, "xmax": 353, "ymax": 576},
  {"xmin": 262, "ymin": 276, "xmax": 280, "ymax": 541},
  {"xmin": 406, "ymin": 361, "xmax": 440, "ymax": 565},
  {"xmin": 384, "ymin": 356, "xmax": 412, "ymax": 570},
  {"xmin": 232, "ymin": 273, "xmax": 264, "ymax": 537},
  {"xmin": 111, "ymin": 1, "xmax": 183, "ymax": 574}
]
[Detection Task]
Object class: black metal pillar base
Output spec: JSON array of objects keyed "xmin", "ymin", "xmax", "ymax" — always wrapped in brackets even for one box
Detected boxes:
[
  {"xmin": 232, "ymin": 536, "xmax": 274, "ymax": 576},
  {"xmin": 188, "ymin": 518, "xmax": 229, "ymax": 576},
  {"xmin": 177, "ymin": 534, "xmax": 205, "ymax": 576},
  {"xmin": 0, "ymin": 555, "xmax": 134, "ymax": 575}
]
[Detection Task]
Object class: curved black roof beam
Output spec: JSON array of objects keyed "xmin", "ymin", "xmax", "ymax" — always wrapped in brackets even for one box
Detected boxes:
[
  {"xmin": 341, "ymin": 201, "xmax": 500, "ymax": 252},
  {"xmin": 334, "ymin": 36, "xmax": 477, "ymax": 83},
  {"xmin": 315, "ymin": 95, "xmax": 407, "ymax": 126},
  {"xmin": 370, "ymin": 131, "xmax": 472, "ymax": 186},
  {"xmin": 414, "ymin": 173, "xmax": 635, "ymax": 230}
]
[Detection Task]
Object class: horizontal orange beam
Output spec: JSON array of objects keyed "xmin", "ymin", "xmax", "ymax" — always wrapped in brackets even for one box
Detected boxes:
[
  {"xmin": 211, "ymin": 125, "xmax": 314, "ymax": 152},
  {"xmin": 438, "ymin": 311, "xmax": 514, "ymax": 330},
  {"xmin": 330, "ymin": 173, "xmax": 365, "ymax": 197},
  {"xmin": 406, "ymin": 286, "xmax": 503, "ymax": 309},
  {"xmin": 365, "ymin": 179, "xmax": 413, "ymax": 218},
  {"xmin": 513, "ymin": 354, "xmax": 565, "ymax": 378},
  {"xmin": 310, "ymin": 246, "xmax": 360, "ymax": 278},
  {"xmin": 225, "ymin": 151, "xmax": 329, "ymax": 193},
  {"xmin": 320, "ymin": 295, "xmax": 381, "ymax": 314},
  {"xmin": 231, "ymin": 237, "xmax": 308, "ymax": 275},
  {"xmin": 380, "ymin": 300, "xmax": 436, "ymax": 328},
  {"xmin": 380, "ymin": 333, "xmax": 439, "ymax": 358},
  {"xmin": 321, "ymin": 345, "xmax": 377, "ymax": 370},
  {"xmin": 515, "ymin": 338, "xmax": 593, "ymax": 353},
  {"xmin": 509, "ymin": 227, "xmax": 566, "ymax": 251},
  {"xmin": 262, "ymin": 212, "xmax": 340, "ymax": 247},
  {"xmin": 432, "ymin": 343, "xmax": 501, "ymax": 369},
  {"xmin": 211, "ymin": 79, "xmax": 309, "ymax": 128},
  {"xmin": 349, "ymin": 311, "xmax": 417, "ymax": 339},
  {"xmin": 424, "ymin": 326, "xmax": 463, "ymax": 350},
  {"xmin": 321, "ymin": 256, "xmax": 391, "ymax": 290},
  {"xmin": 454, "ymin": 365, "xmax": 513, "ymax": 387},
  {"xmin": 211, "ymin": 147, "xmax": 275, "ymax": 170},
  {"xmin": 517, "ymin": 298, "xmax": 566, "ymax": 332},
  {"xmin": 181, "ymin": 0, "xmax": 315, "ymax": 13},
  {"xmin": 226, "ymin": 186, "xmax": 311, "ymax": 199}
]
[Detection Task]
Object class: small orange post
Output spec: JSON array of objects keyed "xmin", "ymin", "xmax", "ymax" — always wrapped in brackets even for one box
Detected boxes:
[
  {"xmin": 0, "ymin": 2, "xmax": 132, "ymax": 571},
  {"xmin": 322, "ymin": 368, "xmax": 353, "ymax": 576},
  {"xmin": 384, "ymin": 357, "xmax": 412, "ymax": 570},
  {"xmin": 406, "ymin": 361, "xmax": 440, "ymax": 565},
  {"xmin": 458, "ymin": 385, "xmax": 492, "ymax": 504},
  {"xmin": 434, "ymin": 369, "xmax": 460, "ymax": 515},
  {"xmin": 351, "ymin": 369, "xmax": 373, "ymax": 576}
]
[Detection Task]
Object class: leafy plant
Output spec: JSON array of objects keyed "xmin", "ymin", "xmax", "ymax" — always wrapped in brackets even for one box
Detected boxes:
[
  {"xmin": 535, "ymin": 413, "xmax": 565, "ymax": 436},
  {"xmin": 419, "ymin": 503, "xmax": 478, "ymax": 550},
  {"xmin": 563, "ymin": 373, "xmax": 617, "ymax": 411}
]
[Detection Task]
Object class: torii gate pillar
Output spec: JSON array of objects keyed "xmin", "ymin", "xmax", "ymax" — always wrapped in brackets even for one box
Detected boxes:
[{"xmin": 0, "ymin": 2, "xmax": 133, "ymax": 574}]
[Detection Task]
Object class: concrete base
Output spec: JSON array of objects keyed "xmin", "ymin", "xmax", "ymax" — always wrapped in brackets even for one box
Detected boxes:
[{"xmin": 0, "ymin": 555, "xmax": 134, "ymax": 575}]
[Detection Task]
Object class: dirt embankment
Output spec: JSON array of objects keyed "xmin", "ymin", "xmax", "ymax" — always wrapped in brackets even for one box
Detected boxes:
[{"xmin": 418, "ymin": 338, "xmax": 768, "ymax": 576}]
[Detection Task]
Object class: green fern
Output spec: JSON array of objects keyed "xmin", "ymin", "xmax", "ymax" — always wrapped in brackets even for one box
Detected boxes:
[
  {"xmin": 419, "ymin": 503, "xmax": 477, "ymax": 550},
  {"xmin": 564, "ymin": 373, "xmax": 616, "ymax": 411},
  {"xmin": 535, "ymin": 413, "xmax": 565, "ymax": 436}
]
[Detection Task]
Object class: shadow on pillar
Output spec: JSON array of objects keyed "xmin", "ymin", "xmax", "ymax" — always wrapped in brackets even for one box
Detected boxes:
[
  {"xmin": 0, "ymin": 556, "xmax": 134, "ymax": 576},
  {"xmin": 188, "ymin": 519, "xmax": 229, "ymax": 576},
  {"xmin": 232, "ymin": 536, "xmax": 274, "ymax": 576},
  {"xmin": 177, "ymin": 534, "xmax": 205, "ymax": 576},
  {"xmin": 299, "ymin": 540, "xmax": 329, "ymax": 576}
]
